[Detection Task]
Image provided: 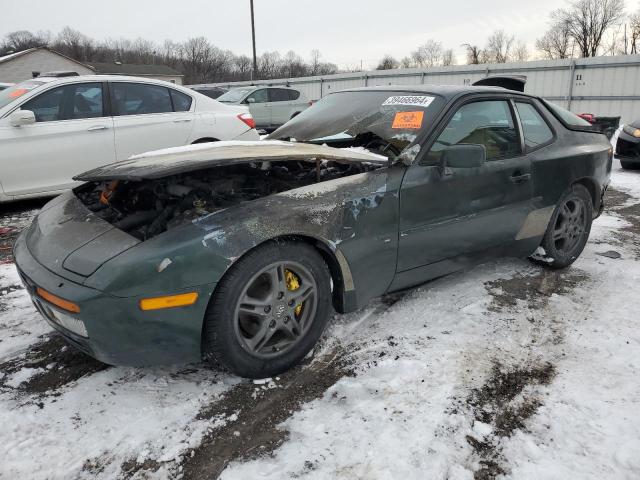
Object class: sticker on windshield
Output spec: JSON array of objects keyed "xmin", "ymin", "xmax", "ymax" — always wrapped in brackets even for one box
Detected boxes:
[
  {"xmin": 383, "ymin": 95, "xmax": 435, "ymax": 107},
  {"xmin": 8, "ymin": 88, "xmax": 29, "ymax": 98},
  {"xmin": 392, "ymin": 111, "xmax": 424, "ymax": 129}
]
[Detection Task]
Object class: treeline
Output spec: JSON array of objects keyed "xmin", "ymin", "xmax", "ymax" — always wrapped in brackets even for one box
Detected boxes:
[
  {"xmin": 0, "ymin": 27, "xmax": 338, "ymax": 84},
  {"xmin": 376, "ymin": 0, "xmax": 639, "ymax": 70},
  {"xmin": 3, "ymin": 0, "xmax": 640, "ymax": 81}
]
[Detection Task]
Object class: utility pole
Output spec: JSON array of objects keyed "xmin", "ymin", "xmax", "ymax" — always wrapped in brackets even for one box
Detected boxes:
[{"xmin": 250, "ymin": 0, "xmax": 258, "ymax": 81}]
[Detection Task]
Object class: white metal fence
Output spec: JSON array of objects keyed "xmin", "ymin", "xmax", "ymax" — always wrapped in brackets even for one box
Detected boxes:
[{"xmin": 204, "ymin": 54, "xmax": 640, "ymax": 124}]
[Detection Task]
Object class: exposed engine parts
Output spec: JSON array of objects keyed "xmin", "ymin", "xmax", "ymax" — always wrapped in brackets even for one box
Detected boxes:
[{"xmin": 75, "ymin": 159, "xmax": 382, "ymax": 241}]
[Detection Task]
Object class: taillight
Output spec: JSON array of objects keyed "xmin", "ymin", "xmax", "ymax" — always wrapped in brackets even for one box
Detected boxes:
[{"xmin": 237, "ymin": 113, "xmax": 256, "ymax": 129}]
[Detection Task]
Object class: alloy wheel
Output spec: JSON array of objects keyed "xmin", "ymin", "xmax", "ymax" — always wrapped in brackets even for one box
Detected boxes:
[
  {"xmin": 552, "ymin": 197, "xmax": 587, "ymax": 255},
  {"xmin": 233, "ymin": 261, "xmax": 318, "ymax": 358}
]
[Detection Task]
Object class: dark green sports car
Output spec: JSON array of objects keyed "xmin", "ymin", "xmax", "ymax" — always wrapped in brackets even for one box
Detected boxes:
[{"xmin": 14, "ymin": 85, "xmax": 612, "ymax": 378}]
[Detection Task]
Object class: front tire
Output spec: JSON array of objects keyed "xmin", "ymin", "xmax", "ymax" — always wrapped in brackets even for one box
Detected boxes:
[
  {"xmin": 532, "ymin": 184, "xmax": 593, "ymax": 269},
  {"xmin": 202, "ymin": 241, "xmax": 332, "ymax": 378}
]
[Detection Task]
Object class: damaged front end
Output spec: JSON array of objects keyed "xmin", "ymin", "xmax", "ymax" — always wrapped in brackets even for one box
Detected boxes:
[{"xmin": 75, "ymin": 158, "xmax": 383, "ymax": 242}]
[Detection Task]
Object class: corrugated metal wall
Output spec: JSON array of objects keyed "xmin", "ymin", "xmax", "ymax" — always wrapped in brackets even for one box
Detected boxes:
[{"xmin": 203, "ymin": 54, "xmax": 640, "ymax": 123}]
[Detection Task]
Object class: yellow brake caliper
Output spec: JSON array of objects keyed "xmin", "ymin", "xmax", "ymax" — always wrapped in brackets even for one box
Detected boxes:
[{"xmin": 284, "ymin": 269, "xmax": 303, "ymax": 316}]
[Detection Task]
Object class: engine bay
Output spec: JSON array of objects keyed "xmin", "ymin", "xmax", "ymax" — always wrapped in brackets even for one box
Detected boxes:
[{"xmin": 75, "ymin": 159, "xmax": 383, "ymax": 241}]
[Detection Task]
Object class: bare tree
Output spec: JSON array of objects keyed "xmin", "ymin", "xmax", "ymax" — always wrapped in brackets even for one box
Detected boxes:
[
  {"xmin": 400, "ymin": 56, "xmax": 414, "ymax": 68},
  {"xmin": 442, "ymin": 49, "xmax": 456, "ymax": 66},
  {"xmin": 0, "ymin": 30, "xmax": 49, "ymax": 55},
  {"xmin": 631, "ymin": 12, "xmax": 640, "ymax": 54},
  {"xmin": 309, "ymin": 49, "xmax": 322, "ymax": 75},
  {"xmin": 0, "ymin": 27, "xmax": 337, "ymax": 83},
  {"xmin": 376, "ymin": 55, "xmax": 399, "ymax": 70},
  {"xmin": 536, "ymin": 21, "xmax": 574, "ymax": 59},
  {"xmin": 553, "ymin": 0, "xmax": 625, "ymax": 57},
  {"xmin": 412, "ymin": 40, "xmax": 444, "ymax": 67},
  {"xmin": 463, "ymin": 43, "xmax": 484, "ymax": 64},
  {"xmin": 486, "ymin": 30, "xmax": 514, "ymax": 63},
  {"xmin": 53, "ymin": 26, "xmax": 94, "ymax": 62},
  {"xmin": 513, "ymin": 41, "xmax": 529, "ymax": 62}
]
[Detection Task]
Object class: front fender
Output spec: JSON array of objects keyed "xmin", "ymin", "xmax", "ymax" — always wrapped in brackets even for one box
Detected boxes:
[{"xmin": 88, "ymin": 165, "xmax": 404, "ymax": 310}]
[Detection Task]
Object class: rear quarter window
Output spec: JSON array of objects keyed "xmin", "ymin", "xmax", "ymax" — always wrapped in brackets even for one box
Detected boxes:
[{"xmin": 542, "ymin": 100, "xmax": 597, "ymax": 132}]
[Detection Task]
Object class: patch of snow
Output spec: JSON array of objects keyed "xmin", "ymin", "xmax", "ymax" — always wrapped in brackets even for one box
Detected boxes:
[{"xmin": 4, "ymin": 367, "xmax": 45, "ymax": 388}]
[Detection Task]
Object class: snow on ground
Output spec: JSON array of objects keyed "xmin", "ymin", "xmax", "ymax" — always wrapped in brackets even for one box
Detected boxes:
[
  {"xmin": 222, "ymin": 159, "xmax": 640, "ymax": 480},
  {"xmin": 0, "ymin": 160, "xmax": 639, "ymax": 479}
]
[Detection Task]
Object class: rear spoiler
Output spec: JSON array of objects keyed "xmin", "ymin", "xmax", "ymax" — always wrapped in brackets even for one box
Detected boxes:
[{"xmin": 473, "ymin": 75, "xmax": 527, "ymax": 92}]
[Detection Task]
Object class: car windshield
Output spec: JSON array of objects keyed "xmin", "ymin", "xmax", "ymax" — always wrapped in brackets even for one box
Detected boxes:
[
  {"xmin": 268, "ymin": 90, "xmax": 446, "ymax": 160},
  {"xmin": 217, "ymin": 87, "xmax": 254, "ymax": 103},
  {"xmin": 0, "ymin": 80, "xmax": 45, "ymax": 110}
]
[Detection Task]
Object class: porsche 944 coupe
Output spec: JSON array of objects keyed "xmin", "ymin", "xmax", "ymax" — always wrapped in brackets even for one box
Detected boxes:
[{"xmin": 15, "ymin": 85, "xmax": 612, "ymax": 378}]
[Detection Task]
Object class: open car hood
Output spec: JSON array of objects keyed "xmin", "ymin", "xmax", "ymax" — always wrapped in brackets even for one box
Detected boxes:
[{"xmin": 74, "ymin": 140, "xmax": 389, "ymax": 181}]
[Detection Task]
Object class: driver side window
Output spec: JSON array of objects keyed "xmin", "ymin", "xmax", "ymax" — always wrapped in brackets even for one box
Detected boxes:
[
  {"xmin": 245, "ymin": 89, "xmax": 268, "ymax": 104},
  {"xmin": 425, "ymin": 100, "xmax": 520, "ymax": 164}
]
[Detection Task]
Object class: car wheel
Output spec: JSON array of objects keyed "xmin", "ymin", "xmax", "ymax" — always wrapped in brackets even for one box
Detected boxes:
[
  {"xmin": 532, "ymin": 184, "xmax": 593, "ymax": 269},
  {"xmin": 202, "ymin": 241, "xmax": 332, "ymax": 378}
]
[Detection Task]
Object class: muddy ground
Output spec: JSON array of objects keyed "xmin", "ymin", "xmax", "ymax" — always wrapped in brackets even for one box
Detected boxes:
[{"xmin": 0, "ymin": 184, "xmax": 638, "ymax": 479}]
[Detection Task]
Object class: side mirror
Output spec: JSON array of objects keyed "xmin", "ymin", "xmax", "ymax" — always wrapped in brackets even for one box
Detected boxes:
[
  {"xmin": 10, "ymin": 109, "xmax": 36, "ymax": 127},
  {"xmin": 246, "ymin": 97, "xmax": 256, "ymax": 104},
  {"xmin": 440, "ymin": 144, "xmax": 486, "ymax": 174}
]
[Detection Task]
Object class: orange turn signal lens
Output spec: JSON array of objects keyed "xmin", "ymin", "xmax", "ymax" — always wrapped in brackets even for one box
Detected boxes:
[
  {"xmin": 36, "ymin": 287, "xmax": 81, "ymax": 313},
  {"xmin": 139, "ymin": 292, "xmax": 199, "ymax": 311}
]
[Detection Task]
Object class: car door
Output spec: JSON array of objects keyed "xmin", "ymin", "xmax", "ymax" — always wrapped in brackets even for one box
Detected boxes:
[
  {"xmin": 110, "ymin": 82, "xmax": 194, "ymax": 160},
  {"xmin": 244, "ymin": 88, "xmax": 270, "ymax": 129},
  {"xmin": 267, "ymin": 88, "xmax": 295, "ymax": 126},
  {"xmin": 0, "ymin": 81, "xmax": 115, "ymax": 197},
  {"xmin": 397, "ymin": 97, "xmax": 533, "ymax": 274}
]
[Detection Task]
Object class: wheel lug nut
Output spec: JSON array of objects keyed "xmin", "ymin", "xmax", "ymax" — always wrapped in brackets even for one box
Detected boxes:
[
  {"xmin": 264, "ymin": 306, "xmax": 271, "ymax": 313},
  {"xmin": 278, "ymin": 292, "xmax": 284, "ymax": 300},
  {"xmin": 284, "ymin": 316, "xmax": 290, "ymax": 323},
  {"xmin": 269, "ymin": 320, "xmax": 276, "ymax": 328},
  {"xmin": 288, "ymin": 300, "xmax": 295, "ymax": 306}
]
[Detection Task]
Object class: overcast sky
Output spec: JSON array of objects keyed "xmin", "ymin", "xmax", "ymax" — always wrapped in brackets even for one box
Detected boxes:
[{"xmin": 2, "ymin": 0, "xmax": 563, "ymax": 68}]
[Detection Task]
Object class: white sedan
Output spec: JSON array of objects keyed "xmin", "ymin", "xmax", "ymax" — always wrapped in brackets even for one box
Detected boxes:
[{"xmin": 0, "ymin": 75, "xmax": 259, "ymax": 202}]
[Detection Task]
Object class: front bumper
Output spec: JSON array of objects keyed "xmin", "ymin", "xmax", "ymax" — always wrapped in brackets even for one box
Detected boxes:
[{"xmin": 14, "ymin": 232, "xmax": 216, "ymax": 366}]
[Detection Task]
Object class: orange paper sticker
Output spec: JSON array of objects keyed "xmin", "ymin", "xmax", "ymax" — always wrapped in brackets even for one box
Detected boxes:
[
  {"xmin": 9, "ymin": 88, "xmax": 29, "ymax": 98},
  {"xmin": 392, "ymin": 111, "xmax": 424, "ymax": 129}
]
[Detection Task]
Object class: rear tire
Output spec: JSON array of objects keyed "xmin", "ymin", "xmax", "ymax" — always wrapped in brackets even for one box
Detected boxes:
[
  {"xmin": 202, "ymin": 241, "xmax": 332, "ymax": 378},
  {"xmin": 531, "ymin": 184, "xmax": 593, "ymax": 269}
]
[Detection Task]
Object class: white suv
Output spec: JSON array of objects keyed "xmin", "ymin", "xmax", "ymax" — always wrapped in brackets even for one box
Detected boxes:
[
  {"xmin": 217, "ymin": 86, "xmax": 310, "ymax": 131},
  {"xmin": 0, "ymin": 75, "xmax": 258, "ymax": 202}
]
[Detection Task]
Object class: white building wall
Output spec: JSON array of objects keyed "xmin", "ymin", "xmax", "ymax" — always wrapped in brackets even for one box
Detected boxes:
[
  {"xmin": 210, "ymin": 54, "xmax": 640, "ymax": 124},
  {"xmin": 0, "ymin": 50, "xmax": 93, "ymax": 83}
]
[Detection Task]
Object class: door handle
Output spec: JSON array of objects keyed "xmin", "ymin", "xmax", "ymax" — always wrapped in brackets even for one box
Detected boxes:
[
  {"xmin": 173, "ymin": 118, "xmax": 192, "ymax": 123},
  {"xmin": 510, "ymin": 172, "xmax": 531, "ymax": 184},
  {"xmin": 87, "ymin": 125, "xmax": 108, "ymax": 131}
]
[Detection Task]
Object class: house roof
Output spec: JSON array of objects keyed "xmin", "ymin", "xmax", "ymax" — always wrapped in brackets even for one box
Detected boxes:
[
  {"xmin": 0, "ymin": 47, "xmax": 91, "ymax": 71},
  {"xmin": 86, "ymin": 62, "xmax": 183, "ymax": 77}
]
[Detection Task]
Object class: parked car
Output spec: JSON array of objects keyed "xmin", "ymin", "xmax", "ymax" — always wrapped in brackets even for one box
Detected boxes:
[
  {"xmin": 0, "ymin": 75, "xmax": 258, "ymax": 202},
  {"xmin": 217, "ymin": 85, "xmax": 310, "ymax": 131},
  {"xmin": 0, "ymin": 82, "xmax": 13, "ymax": 91},
  {"xmin": 187, "ymin": 85, "xmax": 228, "ymax": 99},
  {"xmin": 615, "ymin": 122, "xmax": 640, "ymax": 169},
  {"xmin": 15, "ymin": 85, "xmax": 611, "ymax": 378}
]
